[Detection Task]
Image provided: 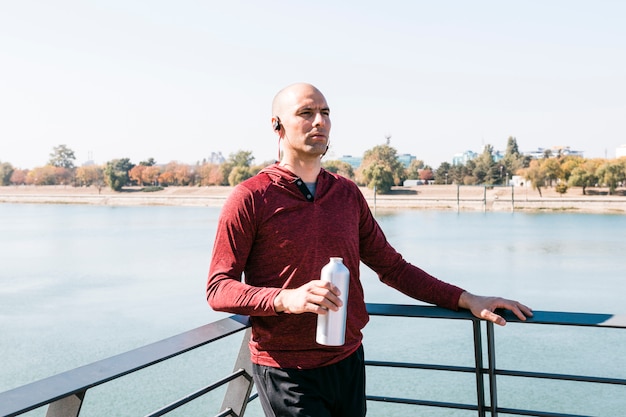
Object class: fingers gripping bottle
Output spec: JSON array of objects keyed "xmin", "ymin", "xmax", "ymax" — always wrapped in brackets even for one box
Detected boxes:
[{"xmin": 316, "ymin": 257, "xmax": 350, "ymax": 346}]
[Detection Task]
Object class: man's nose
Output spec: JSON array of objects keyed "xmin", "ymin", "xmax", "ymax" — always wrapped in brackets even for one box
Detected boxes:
[{"xmin": 313, "ymin": 112, "xmax": 327, "ymax": 127}]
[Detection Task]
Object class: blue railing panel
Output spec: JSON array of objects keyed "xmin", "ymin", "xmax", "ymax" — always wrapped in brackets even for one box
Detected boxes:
[{"xmin": 1, "ymin": 305, "xmax": 625, "ymax": 417}]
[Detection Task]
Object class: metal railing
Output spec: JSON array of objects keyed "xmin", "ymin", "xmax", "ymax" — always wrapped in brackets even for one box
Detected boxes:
[{"xmin": 1, "ymin": 304, "xmax": 625, "ymax": 417}]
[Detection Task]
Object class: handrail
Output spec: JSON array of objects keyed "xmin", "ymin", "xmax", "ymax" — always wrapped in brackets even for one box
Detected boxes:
[
  {"xmin": 1, "ymin": 305, "xmax": 625, "ymax": 417},
  {"xmin": 365, "ymin": 304, "xmax": 626, "ymax": 417},
  {"xmin": 0, "ymin": 315, "xmax": 250, "ymax": 417}
]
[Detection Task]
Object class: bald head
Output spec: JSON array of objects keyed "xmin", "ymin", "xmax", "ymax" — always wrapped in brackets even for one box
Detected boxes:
[
  {"xmin": 270, "ymin": 83, "xmax": 331, "ymax": 165},
  {"xmin": 272, "ymin": 83, "xmax": 326, "ymax": 117}
]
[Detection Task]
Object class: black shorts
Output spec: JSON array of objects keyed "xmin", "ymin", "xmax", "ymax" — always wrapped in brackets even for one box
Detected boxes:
[{"xmin": 252, "ymin": 345, "xmax": 366, "ymax": 417}]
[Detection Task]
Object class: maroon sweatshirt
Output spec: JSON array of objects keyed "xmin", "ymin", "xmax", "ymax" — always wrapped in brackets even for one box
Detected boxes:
[{"xmin": 207, "ymin": 164, "xmax": 464, "ymax": 369}]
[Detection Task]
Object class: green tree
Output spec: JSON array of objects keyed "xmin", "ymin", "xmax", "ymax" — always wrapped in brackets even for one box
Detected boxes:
[
  {"xmin": 560, "ymin": 156, "xmax": 584, "ymax": 182},
  {"xmin": 406, "ymin": 159, "xmax": 425, "ymax": 179},
  {"xmin": 597, "ymin": 160, "xmax": 625, "ymax": 195},
  {"xmin": 228, "ymin": 166, "xmax": 254, "ymax": 186},
  {"xmin": 104, "ymin": 158, "xmax": 134, "ymax": 191},
  {"xmin": 220, "ymin": 150, "xmax": 255, "ymax": 186},
  {"xmin": 501, "ymin": 136, "xmax": 524, "ymax": 178},
  {"xmin": 434, "ymin": 162, "xmax": 452, "ymax": 184},
  {"xmin": 323, "ymin": 160, "xmax": 355, "ymax": 179},
  {"xmin": 48, "ymin": 144, "xmax": 76, "ymax": 169},
  {"xmin": 473, "ymin": 145, "xmax": 498, "ymax": 185},
  {"xmin": 139, "ymin": 158, "xmax": 156, "ymax": 166},
  {"xmin": 76, "ymin": 165, "xmax": 105, "ymax": 188},
  {"xmin": 357, "ymin": 145, "xmax": 406, "ymax": 193},
  {"xmin": 229, "ymin": 150, "xmax": 255, "ymax": 167},
  {"xmin": 542, "ymin": 158, "xmax": 562, "ymax": 187},
  {"xmin": 567, "ymin": 159, "xmax": 601, "ymax": 195},
  {"xmin": 0, "ymin": 161, "xmax": 14, "ymax": 186},
  {"xmin": 521, "ymin": 159, "xmax": 547, "ymax": 197},
  {"xmin": 360, "ymin": 162, "xmax": 395, "ymax": 193}
]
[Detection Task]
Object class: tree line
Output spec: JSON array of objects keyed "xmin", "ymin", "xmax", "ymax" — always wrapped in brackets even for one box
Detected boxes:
[{"xmin": 1, "ymin": 140, "xmax": 625, "ymax": 195}]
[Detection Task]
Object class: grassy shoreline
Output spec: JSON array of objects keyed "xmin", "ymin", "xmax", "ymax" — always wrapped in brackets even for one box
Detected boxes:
[{"xmin": 1, "ymin": 185, "xmax": 625, "ymax": 214}]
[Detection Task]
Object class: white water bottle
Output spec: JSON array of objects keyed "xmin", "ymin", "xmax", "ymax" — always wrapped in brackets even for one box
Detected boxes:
[{"xmin": 316, "ymin": 257, "xmax": 350, "ymax": 346}]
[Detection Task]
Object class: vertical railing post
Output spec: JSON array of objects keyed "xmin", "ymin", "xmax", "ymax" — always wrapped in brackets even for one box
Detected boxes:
[
  {"xmin": 486, "ymin": 322, "xmax": 498, "ymax": 416},
  {"xmin": 483, "ymin": 186, "xmax": 487, "ymax": 212},
  {"xmin": 46, "ymin": 391, "xmax": 85, "ymax": 417},
  {"xmin": 472, "ymin": 320, "xmax": 486, "ymax": 417},
  {"xmin": 220, "ymin": 328, "xmax": 254, "ymax": 417}
]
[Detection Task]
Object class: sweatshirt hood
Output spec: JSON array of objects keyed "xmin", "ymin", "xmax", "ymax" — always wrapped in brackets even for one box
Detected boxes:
[{"xmin": 259, "ymin": 163, "xmax": 324, "ymax": 186}]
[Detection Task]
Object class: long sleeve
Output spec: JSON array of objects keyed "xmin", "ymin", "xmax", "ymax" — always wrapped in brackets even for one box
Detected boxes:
[
  {"xmin": 355, "ymin": 191, "xmax": 465, "ymax": 311},
  {"xmin": 206, "ymin": 183, "xmax": 282, "ymax": 316}
]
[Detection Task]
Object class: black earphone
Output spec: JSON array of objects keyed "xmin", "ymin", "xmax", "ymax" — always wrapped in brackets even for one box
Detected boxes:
[{"xmin": 273, "ymin": 117, "xmax": 281, "ymax": 132}]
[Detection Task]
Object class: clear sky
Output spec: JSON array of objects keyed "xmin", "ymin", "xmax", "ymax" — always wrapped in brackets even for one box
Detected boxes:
[{"xmin": 1, "ymin": 1, "xmax": 625, "ymax": 169}]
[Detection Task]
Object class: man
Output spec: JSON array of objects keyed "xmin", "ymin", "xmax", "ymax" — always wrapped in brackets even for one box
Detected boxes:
[{"xmin": 207, "ymin": 82, "xmax": 533, "ymax": 417}]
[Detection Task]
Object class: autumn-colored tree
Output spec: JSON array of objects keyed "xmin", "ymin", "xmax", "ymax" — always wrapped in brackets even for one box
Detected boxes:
[
  {"xmin": 129, "ymin": 165, "xmax": 147, "ymax": 186},
  {"xmin": 559, "ymin": 156, "xmax": 584, "ymax": 182},
  {"xmin": 10, "ymin": 169, "xmax": 28, "ymax": 185},
  {"xmin": 163, "ymin": 161, "xmax": 194, "ymax": 186},
  {"xmin": 76, "ymin": 165, "xmax": 105, "ymax": 188},
  {"xmin": 420, "ymin": 168, "xmax": 434, "ymax": 182},
  {"xmin": 143, "ymin": 165, "xmax": 161, "ymax": 185},
  {"xmin": 520, "ymin": 159, "xmax": 547, "ymax": 197},
  {"xmin": 197, "ymin": 163, "xmax": 224, "ymax": 186},
  {"xmin": 568, "ymin": 159, "xmax": 602, "ymax": 195},
  {"xmin": 54, "ymin": 166, "xmax": 74, "ymax": 185},
  {"xmin": 555, "ymin": 183, "xmax": 568, "ymax": 195},
  {"xmin": 176, "ymin": 164, "xmax": 194, "ymax": 185},
  {"xmin": 542, "ymin": 158, "xmax": 562, "ymax": 186},
  {"xmin": 26, "ymin": 166, "xmax": 58, "ymax": 185},
  {"xmin": 597, "ymin": 159, "xmax": 626, "ymax": 195}
]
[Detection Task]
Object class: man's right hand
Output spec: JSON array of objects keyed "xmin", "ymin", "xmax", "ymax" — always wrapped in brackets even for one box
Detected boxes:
[{"xmin": 273, "ymin": 280, "xmax": 343, "ymax": 314}]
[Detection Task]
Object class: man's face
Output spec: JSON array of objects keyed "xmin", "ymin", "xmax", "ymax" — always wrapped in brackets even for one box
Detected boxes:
[{"xmin": 279, "ymin": 85, "xmax": 331, "ymax": 158}]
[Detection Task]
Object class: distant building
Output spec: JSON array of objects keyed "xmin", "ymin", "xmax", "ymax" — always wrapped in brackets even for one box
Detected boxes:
[
  {"xmin": 510, "ymin": 175, "xmax": 530, "ymax": 188},
  {"xmin": 338, "ymin": 155, "xmax": 363, "ymax": 168},
  {"xmin": 207, "ymin": 152, "xmax": 226, "ymax": 164},
  {"xmin": 616, "ymin": 145, "xmax": 626, "ymax": 158},
  {"xmin": 452, "ymin": 150, "xmax": 478, "ymax": 166},
  {"xmin": 523, "ymin": 146, "xmax": 584, "ymax": 159},
  {"xmin": 397, "ymin": 153, "xmax": 416, "ymax": 168}
]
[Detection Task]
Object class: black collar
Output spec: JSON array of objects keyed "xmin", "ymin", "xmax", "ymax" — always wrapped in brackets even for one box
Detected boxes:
[{"xmin": 294, "ymin": 178, "xmax": 314, "ymax": 202}]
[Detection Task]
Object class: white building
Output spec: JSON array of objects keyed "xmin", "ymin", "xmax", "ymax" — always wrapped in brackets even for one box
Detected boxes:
[
  {"xmin": 617, "ymin": 145, "xmax": 626, "ymax": 159},
  {"xmin": 523, "ymin": 146, "xmax": 584, "ymax": 159}
]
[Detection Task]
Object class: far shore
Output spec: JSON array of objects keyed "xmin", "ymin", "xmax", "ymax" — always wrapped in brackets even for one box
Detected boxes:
[{"xmin": 1, "ymin": 184, "xmax": 625, "ymax": 214}]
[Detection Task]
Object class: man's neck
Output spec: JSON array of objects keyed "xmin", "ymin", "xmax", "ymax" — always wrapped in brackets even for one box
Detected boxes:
[{"xmin": 279, "ymin": 157, "xmax": 321, "ymax": 183}]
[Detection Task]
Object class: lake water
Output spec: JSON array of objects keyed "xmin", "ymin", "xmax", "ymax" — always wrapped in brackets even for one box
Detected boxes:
[{"xmin": 1, "ymin": 204, "xmax": 625, "ymax": 416}]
